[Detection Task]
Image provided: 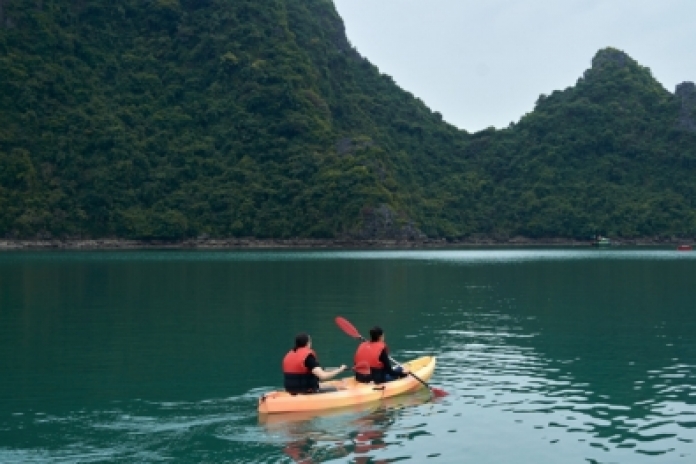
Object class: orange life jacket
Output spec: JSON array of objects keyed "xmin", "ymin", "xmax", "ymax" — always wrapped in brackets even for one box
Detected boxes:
[
  {"xmin": 354, "ymin": 341, "xmax": 386, "ymax": 368},
  {"xmin": 282, "ymin": 347, "xmax": 319, "ymax": 393},
  {"xmin": 282, "ymin": 347, "xmax": 317, "ymax": 374},
  {"xmin": 354, "ymin": 340, "xmax": 388, "ymax": 383}
]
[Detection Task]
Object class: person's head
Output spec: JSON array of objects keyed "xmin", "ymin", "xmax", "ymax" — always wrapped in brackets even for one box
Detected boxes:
[
  {"xmin": 294, "ymin": 332, "xmax": 311, "ymax": 350},
  {"xmin": 369, "ymin": 326, "xmax": 384, "ymax": 342}
]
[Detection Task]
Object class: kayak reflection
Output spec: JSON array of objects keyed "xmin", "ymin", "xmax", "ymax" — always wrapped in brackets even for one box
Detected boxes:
[{"xmin": 261, "ymin": 390, "xmax": 433, "ymax": 463}]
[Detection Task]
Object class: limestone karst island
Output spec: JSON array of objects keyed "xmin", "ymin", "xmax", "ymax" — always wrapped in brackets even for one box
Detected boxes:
[{"xmin": 1, "ymin": 0, "xmax": 695, "ymax": 245}]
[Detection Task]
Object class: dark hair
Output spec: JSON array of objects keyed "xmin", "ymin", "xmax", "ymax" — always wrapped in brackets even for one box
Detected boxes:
[
  {"xmin": 294, "ymin": 333, "xmax": 310, "ymax": 350},
  {"xmin": 369, "ymin": 326, "xmax": 383, "ymax": 342}
]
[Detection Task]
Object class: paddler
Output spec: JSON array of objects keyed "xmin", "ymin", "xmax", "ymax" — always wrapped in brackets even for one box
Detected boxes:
[
  {"xmin": 353, "ymin": 326, "xmax": 409, "ymax": 384},
  {"xmin": 282, "ymin": 333, "xmax": 347, "ymax": 394}
]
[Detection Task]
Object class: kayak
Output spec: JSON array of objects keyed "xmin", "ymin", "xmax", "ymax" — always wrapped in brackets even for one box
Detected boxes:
[
  {"xmin": 258, "ymin": 356, "xmax": 436, "ymax": 414},
  {"xmin": 259, "ymin": 388, "xmax": 432, "ymax": 427}
]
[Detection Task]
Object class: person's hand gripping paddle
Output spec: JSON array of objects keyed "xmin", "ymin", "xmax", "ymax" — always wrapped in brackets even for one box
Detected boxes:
[{"xmin": 335, "ymin": 316, "xmax": 448, "ymax": 397}]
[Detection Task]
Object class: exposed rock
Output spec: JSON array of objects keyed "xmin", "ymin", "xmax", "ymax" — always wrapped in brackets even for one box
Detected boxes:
[
  {"xmin": 358, "ymin": 204, "xmax": 426, "ymax": 240},
  {"xmin": 318, "ymin": 5, "xmax": 362, "ymax": 60},
  {"xmin": 335, "ymin": 137, "xmax": 375, "ymax": 156},
  {"xmin": 591, "ymin": 48, "xmax": 630, "ymax": 70},
  {"xmin": 583, "ymin": 48, "xmax": 635, "ymax": 82},
  {"xmin": 675, "ymin": 82, "xmax": 696, "ymax": 132}
]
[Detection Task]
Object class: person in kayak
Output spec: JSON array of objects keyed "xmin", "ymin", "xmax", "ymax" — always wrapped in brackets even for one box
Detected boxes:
[
  {"xmin": 283, "ymin": 333, "xmax": 347, "ymax": 394},
  {"xmin": 354, "ymin": 326, "xmax": 409, "ymax": 384}
]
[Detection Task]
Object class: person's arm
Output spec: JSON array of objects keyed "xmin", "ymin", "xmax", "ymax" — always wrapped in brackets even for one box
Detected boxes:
[
  {"xmin": 379, "ymin": 349, "xmax": 409, "ymax": 375},
  {"xmin": 311, "ymin": 365, "xmax": 346, "ymax": 381},
  {"xmin": 305, "ymin": 354, "xmax": 346, "ymax": 381}
]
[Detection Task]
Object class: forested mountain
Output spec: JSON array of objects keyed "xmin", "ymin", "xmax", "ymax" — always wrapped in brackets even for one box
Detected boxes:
[
  {"xmin": 436, "ymin": 51, "xmax": 696, "ymax": 239},
  {"xmin": 1, "ymin": 0, "xmax": 695, "ymax": 240}
]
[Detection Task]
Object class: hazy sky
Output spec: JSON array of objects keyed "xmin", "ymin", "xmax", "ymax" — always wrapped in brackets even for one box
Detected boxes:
[{"xmin": 333, "ymin": 0, "xmax": 696, "ymax": 132}]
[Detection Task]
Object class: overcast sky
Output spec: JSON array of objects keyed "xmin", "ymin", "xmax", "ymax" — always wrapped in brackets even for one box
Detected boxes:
[{"xmin": 333, "ymin": 0, "xmax": 696, "ymax": 132}]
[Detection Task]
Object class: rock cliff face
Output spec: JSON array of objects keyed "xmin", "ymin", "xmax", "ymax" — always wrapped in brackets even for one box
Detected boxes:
[
  {"xmin": 335, "ymin": 137, "xmax": 375, "ymax": 156},
  {"xmin": 359, "ymin": 204, "xmax": 426, "ymax": 240},
  {"xmin": 676, "ymin": 82, "xmax": 696, "ymax": 132}
]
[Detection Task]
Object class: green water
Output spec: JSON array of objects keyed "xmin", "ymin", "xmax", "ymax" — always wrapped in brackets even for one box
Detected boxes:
[{"xmin": 1, "ymin": 249, "xmax": 695, "ymax": 463}]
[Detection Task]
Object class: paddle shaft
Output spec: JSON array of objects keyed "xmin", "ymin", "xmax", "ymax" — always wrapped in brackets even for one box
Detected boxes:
[{"xmin": 389, "ymin": 355, "xmax": 434, "ymax": 391}]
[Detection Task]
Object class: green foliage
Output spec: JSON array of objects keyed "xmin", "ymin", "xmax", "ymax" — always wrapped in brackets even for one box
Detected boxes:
[
  {"xmin": 456, "ymin": 48, "xmax": 696, "ymax": 239},
  {"xmin": 0, "ymin": 3, "xmax": 695, "ymax": 240}
]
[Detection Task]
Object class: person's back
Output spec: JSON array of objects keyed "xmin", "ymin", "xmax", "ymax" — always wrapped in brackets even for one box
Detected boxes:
[
  {"xmin": 354, "ymin": 338, "xmax": 386, "ymax": 383},
  {"xmin": 353, "ymin": 326, "xmax": 408, "ymax": 384},
  {"xmin": 282, "ymin": 333, "xmax": 346, "ymax": 394},
  {"xmin": 283, "ymin": 337, "xmax": 320, "ymax": 394}
]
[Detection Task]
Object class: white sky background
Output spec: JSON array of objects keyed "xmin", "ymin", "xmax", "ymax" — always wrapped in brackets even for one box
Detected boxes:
[{"xmin": 332, "ymin": 0, "xmax": 696, "ymax": 132}]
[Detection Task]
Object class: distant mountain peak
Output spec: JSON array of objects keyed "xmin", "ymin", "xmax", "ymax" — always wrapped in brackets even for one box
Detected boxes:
[
  {"xmin": 580, "ymin": 47, "xmax": 659, "ymax": 94},
  {"xmin": 590, "ymin": 47, "xmax": 634, "ymax": 71}
]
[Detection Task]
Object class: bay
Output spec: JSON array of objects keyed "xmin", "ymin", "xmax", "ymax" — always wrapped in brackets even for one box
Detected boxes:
[{"xmin": 0, "ymin": 249, "xmax": 695, "ymax": 463}]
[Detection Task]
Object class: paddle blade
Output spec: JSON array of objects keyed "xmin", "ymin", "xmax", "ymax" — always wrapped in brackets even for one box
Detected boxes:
[
  {"xmin": 431, "ymin": 387, "xmax": 448, "ymax": 398},
  {"xmin": 335, "ymin": 316, "xmax": 361, "ymax": 339}
]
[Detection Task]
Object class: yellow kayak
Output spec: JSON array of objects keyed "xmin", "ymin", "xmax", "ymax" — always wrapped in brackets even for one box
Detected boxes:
[
  {"xmin": 258, "ymin": 356, "xmax": 436, "ymax": 414},
  {"xmin": 259, "ymin": 388, "xmax": 432, "ymax": 427}
]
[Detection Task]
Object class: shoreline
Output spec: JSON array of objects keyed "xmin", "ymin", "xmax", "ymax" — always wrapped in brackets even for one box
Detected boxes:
[{"xmin": 0, "ymin": 237, "xmax": 692, "ymax": 251}]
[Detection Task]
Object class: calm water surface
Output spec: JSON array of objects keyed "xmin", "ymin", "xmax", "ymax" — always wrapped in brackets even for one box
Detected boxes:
[{"xmin": 0, "ymin": 249, "xmax": 695, "ymax": 463}]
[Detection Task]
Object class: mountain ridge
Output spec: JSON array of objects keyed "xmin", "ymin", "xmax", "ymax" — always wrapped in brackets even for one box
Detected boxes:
[{"xmin": 1, "ymin": 1, "xmax": 694, "ymax": 240}]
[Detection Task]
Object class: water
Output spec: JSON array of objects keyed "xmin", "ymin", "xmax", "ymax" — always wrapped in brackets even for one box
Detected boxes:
[{"xmin": 0, "ymin": 249, "xmax": 695, "ymax": 463}]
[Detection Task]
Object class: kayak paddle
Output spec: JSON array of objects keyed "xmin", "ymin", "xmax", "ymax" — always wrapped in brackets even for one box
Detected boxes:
[{"xmin": 335, "ymin": 316, "xmax": 448, "ymax": 397}]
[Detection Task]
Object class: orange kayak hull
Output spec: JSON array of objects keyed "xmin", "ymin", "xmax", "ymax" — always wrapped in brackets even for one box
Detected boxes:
[{"xmin": 258, "ymin": 356, "xmax": 437, "ymax": 414}]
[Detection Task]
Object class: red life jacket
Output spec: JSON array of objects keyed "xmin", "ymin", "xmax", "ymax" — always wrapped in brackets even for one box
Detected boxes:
[
  {"xmin": 282, "ymin": 347, "xmax": 318, "ymax": 373},
  {"xmin": 282, "ymin": 347, "xmax": 319, "ymax": 393},
  {"xmin": 354, "ymin": 341, "xmax": 386, "ymax": 369}
]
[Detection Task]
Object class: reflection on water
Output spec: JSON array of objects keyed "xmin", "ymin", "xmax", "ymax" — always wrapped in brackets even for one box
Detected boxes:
[
  {"xmin": 425, "ymin": 293, "xmax": 696, "ymax": 463},
  {"xmin": 259, "ymin": 391, "xmax": 434, "ymax": 463},
  {"xmin": 0, "ymin": 250, "xmax": 695, "ymax": 462},
  {"xmin": 437, "ymin": 335, "xmax": 695, "ymax": 458}
]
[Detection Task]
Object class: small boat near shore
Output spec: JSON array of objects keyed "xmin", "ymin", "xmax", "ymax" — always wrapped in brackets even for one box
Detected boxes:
[
  {"xmin": 677, "ymin": 244, "xmax": 693, "ymax": 251},
  {"xmin": 258, "ymin": 356, "xmax": 436, "ymax": 414},
  {"xmin": 592, "ymin": 236, "xmax": 612, "ymax": 247}
]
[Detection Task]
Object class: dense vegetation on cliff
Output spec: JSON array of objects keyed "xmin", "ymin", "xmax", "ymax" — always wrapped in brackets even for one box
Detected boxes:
[
  {"xmin": 435, "ymin": 52, "xmax": 696, "ymax": 238},
  {"xmin": 1, "ymin": 0, "xmax": 695, "ymax": 240}
]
